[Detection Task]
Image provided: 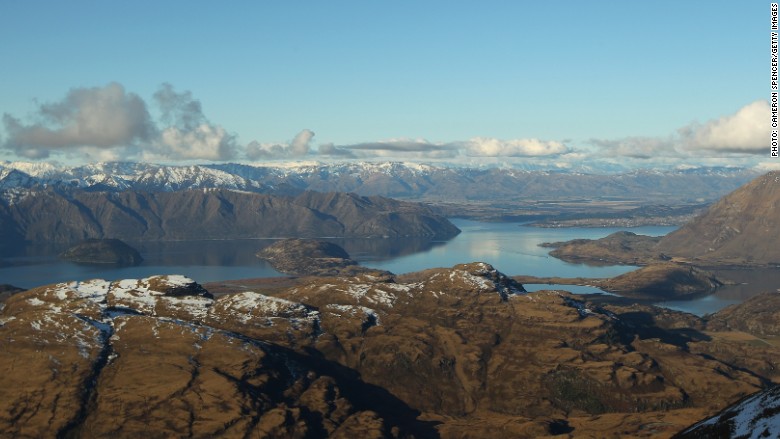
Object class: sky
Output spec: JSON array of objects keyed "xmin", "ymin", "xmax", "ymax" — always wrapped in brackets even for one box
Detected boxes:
[{"xmin": 0, "ymin": 1, "xmax": 773, "ymax": 171}]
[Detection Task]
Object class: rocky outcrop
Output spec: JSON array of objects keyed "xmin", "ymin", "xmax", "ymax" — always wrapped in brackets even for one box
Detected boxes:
[
  {"xmin": 0, "ymin": 189, "xmax": 460, "ymax": 247},
  {"xmin": 60, "ymin": 238, "xmax": 143, "ymax": 265},
  {"xmin": 2, "ymin": 264, "xmax": 778, "ymax": 437},
  {"xmin": 598, "ymin": 263, "xmax": 722, "ymax": 300}
]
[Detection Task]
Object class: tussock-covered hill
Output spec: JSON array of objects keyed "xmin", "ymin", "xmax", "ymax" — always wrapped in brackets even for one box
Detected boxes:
[
  {"xmin": 657, "ymin": 171, "xmax": 780, "ymax": 266},
  {"xmin": 3, "ymin": 264, "xmax": 778, "ymax": 437},
  {"xmin": 706, "ymin": 291, "xmax": 780, "ymax": 337}
]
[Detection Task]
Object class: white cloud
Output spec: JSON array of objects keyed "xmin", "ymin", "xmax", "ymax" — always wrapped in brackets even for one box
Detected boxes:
[
  {"xmin": 678, "ymin": 100, "xmax": 770, "ymax": 153},
  {"xmin": 754, "ymin": 161, "xmax": 780, "ymax": 171},
  {"xmin": 1, "ymin": 82, "xmax": 238, "ymax": 162},
  {"xmin": 588, "ymin": 136, "xmax": 677, "ymax": 159},
  {"xmin": 585, "ymin": 101, "xmax": 772, "ymax": 168},
  {"xmin": 324, "ymin": 137, "xmax": 567, "ymax": 160},
  {"xmin": 149, "ymin": 83, "xmax": 237, "ymax": 161},
  {"xmin": 463, "ymin": 137, "xmax": 569, "ymax": 157},
  {"xmin": 2, "ymin": 83, "xmax": 153, "ymax": 159},
  {"xmin": 290, "ymin": 129, "xmax": 315, "ymax": 156},
  {"xmin": 318, "ymin": 142, "xmax": 356, "ymax": 157},
  {"xmin": 323, "ymin": 138, "xmax": 459, "ymax": 160},
  {"xmin": 153, "ymin": 124, "xmax": 236, "ymax": 161},
  {"xmin": 245, "ymin": 129, "xmax": 315, "ymax": 160}
]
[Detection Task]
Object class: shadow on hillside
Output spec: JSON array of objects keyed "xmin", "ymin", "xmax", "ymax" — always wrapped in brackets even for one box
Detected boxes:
[
  {"xmin": 279, "ymin": 344, "xmax": 443, "ymax": 439},
  {"xmin": 613, "ymin": 311, "xmax": 711, "ymax": 347}
]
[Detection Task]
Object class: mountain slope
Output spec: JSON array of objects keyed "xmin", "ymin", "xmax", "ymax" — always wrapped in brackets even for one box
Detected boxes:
[
  {"xmin": 0, "ymin": 189, "xmax": 459, "ymax": 249},
  {"xmin": 657, "ymin": 171, "xmax": 780, "ymax": 266},
  {"xmin": 4, "ymin": 264, "xmax": 776, "ymax": 437},
  {"xmin": 0, "ymin": 275, "xmax": 429, "ymax": 438},
  {"xmin": 541, "ymin": 171, "xmax": 780, "ymax": 267},
  {"xmin": 674, "ymin": 386, "xmax": 780, "ymax": 439}
]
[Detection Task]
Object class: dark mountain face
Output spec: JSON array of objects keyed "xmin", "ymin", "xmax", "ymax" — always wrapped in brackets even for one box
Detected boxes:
[
  {"xmin": 0, "ymin": 189, "xmax": 459, "ymax": 252},
  {"xmin": 657, "ymin": 171, "xmax": 780, "ymax": 266}
]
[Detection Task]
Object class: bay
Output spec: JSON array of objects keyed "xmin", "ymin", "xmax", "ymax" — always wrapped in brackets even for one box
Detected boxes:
[{"xmin": 358, "ymin": 220, "xmax": 675, "ymax": 278}]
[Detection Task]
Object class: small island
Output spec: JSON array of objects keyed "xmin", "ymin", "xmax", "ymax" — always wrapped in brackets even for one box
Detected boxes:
[
  {"xmin": 257, "ymin": 239, "xmax": 390, "ymax": 277},
  {"xmin": 60, "ymin": 238, "xmax": 143, "ymax": 265}
]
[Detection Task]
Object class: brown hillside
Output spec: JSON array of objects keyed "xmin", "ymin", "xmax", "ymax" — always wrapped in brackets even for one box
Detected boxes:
[
  {"xmin": 657, "ymin": 171, "xmax": 780, "ymax": 266},
  {"xmin": 4, "ymin": 265, "xmax": 780, "ymax": 437}
]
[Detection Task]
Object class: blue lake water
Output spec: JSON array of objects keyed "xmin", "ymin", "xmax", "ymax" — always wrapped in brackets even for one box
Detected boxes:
[
  {"xmin": 359, "ymin": 220, "xmax": 674, "ymax": 278},
  {"xmin": 1, "ymin": 219, "xmax": 777, "ymax": 316},
  {"xmin": 523, "ymin": 284, "xmax": 616, "ymax": 296},
  {"xmin": 0, "ymin": 219, "xmax": 674, "ymax": 289}
]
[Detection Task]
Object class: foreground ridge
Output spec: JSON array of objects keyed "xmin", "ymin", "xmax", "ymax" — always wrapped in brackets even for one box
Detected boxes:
[{"xmin": 1, "ymin": 264, "xmax": 778, "ymax": 438}]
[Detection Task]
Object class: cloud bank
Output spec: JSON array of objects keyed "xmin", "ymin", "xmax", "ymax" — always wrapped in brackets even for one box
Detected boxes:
[
  {"xmin": 463, "ymin": 138, "xmax": 568, "ymax": 157},
  {"xmin": 587, "ymin": 100, "xmax": 771, "ymax": 162},
  {"xmin": 318, "ymin": 137, "xmax": 569, "ymax": 161},
  {"xmin": 2, "ymin": 82, "xmax": 238, "ymax": 161},
  {"xmin": 1, "ymin": 83, "xmax": 769, "ymax": 171},
  {"xmin": 246, "ymin": 129, "xmax": 315, "ymax": 159},
  {"xmin": 2, "ymin": 83, "xmax": 153, "ymax": 159},
  {"xmin": 678, "ymin": 100, "xmax": 769, "ymax": 153}
]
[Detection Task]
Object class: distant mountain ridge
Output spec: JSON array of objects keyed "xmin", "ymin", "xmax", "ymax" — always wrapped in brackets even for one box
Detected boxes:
[
  {"xmin": 0, "ymin": 161, "xmax": 759, "ymax": 203},
  {"xmin": 0, "ymin": 189, "xmax": 459, "ymax": 253}
]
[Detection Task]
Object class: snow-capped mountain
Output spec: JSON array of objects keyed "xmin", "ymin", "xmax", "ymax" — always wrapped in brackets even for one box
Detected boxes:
[
  {"xmin": 675, "ymin": 386, "xmax": 780, "ymax": 438},
  {"xmin": 0, "ymin": 161, "xmax": 761, "ymax": 203},
  {"xmin": 0, "ymin": 162, "xmax": 266, "ymax": 193}
]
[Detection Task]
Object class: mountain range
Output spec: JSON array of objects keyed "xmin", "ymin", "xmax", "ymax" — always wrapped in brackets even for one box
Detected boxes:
[
  {"xmin": 0, "ymin": 189, "xmax": 459, "ymax": 254},
  {"xmin": 0, "ymin": 161, "xmax": 759, "ymax": 203}
]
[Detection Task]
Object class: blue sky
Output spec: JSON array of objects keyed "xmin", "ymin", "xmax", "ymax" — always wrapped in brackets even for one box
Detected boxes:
[{"xmin": 0, "ymin": 1, "xmax": 772, "ymax": 170}]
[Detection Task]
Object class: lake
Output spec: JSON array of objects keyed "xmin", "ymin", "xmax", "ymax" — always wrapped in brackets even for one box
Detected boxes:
[
  {"xmin": 0, "ymin": 219, "xmax": 671, "ymax": 288},
  {"xmin": 1, "ymin": 219, "xmax": 778, "ymax": 316}
]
